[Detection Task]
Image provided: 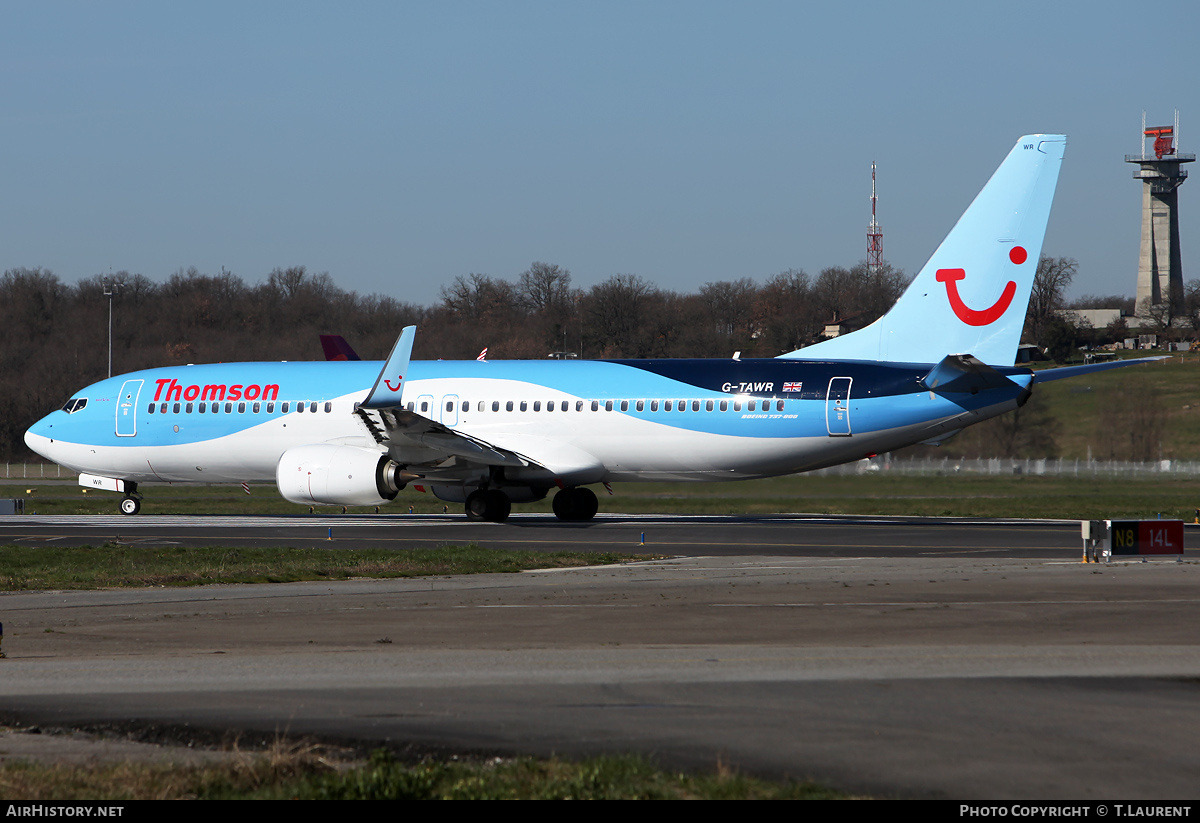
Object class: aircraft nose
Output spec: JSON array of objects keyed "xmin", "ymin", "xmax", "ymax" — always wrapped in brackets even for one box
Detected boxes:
[{"xmin": 24, "ymin": 415, "xmax": 54, "ymax": 457}]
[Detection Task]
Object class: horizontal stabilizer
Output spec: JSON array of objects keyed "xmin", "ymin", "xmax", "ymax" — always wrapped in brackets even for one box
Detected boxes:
[
  {"xmin": 1030, "ymin": 356, "xmax": 1169, "ymax": 383},
  {"xmin": 921, "ymin": 354, "xmax": 1020, "ymax": 394}
]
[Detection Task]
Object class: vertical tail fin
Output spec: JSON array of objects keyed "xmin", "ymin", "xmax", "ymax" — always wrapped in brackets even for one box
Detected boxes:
[{"xmin": 781, "ymin": 134, "xmax": 1066, "ymax": 366}]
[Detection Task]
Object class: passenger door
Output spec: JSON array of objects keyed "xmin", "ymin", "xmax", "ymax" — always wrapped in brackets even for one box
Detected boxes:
[
  {"xmin": 825, "ymin": 377, "xmax": 852, "ymax": 436},
  {"xmin": 116, "ymin": 379, "xmax": 143, "ymax": 437}
]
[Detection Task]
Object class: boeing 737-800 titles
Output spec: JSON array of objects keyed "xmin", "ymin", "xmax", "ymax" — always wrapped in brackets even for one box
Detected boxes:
[{"xmin": 24, "ymin": 134, "xmax": 1154, "ymax": 521}]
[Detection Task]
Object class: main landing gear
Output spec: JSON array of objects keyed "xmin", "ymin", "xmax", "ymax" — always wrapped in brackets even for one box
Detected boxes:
[
  {"xmin": 464, "ymin": 488, "xmax": 511, "ymax": 522},
  {"xmin": 552, "ymin": 487, "xmax": 598, "ymax": 522},
  {"xmin": 461, "ymin": 486, "xmax": 599, "ymax": 522}
]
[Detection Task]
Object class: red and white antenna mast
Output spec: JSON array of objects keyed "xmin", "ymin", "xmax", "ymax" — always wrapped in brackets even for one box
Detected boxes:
[{"xmin": 866, "ymin": 161, "xmax": 883, "ymax": 273}]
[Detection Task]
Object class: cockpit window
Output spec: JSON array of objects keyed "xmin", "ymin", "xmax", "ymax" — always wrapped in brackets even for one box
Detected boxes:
[{"xmin": 61, "ymin": 398, "xmax": 87, "ymax": 414}]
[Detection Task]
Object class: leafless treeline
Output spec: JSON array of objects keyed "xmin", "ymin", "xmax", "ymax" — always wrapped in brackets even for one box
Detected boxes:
[{"xmin": 1, "ymin": 261, "xmax": 909, "ymax": 459}]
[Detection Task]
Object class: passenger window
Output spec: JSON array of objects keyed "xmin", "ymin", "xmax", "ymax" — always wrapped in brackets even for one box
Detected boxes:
[
  {"xmin": 575, "ymin": 400, "xmax": 583, "ymax": 411},
  {"xmin": 419, "ymin": 401, "xmax": 428, "ymax": 413},
  {"xmin": 238, "ymin": 402, "xmax": 246, "ymax": 413},
  {"xmin": 734, "ymin": 401, "xmax": 742, "ymax": 411},
  {"xmin": 692, "ymin": 400, "xmax": 700, "ymax": 411},
  {"xmin": 560, "ymin": 400, "xmax": 569, "ymax": 411},
  {"xmin": 282, "ymin": 402, "xmax": 290, "ymax": 413},
  {"xmin": 311, "ymin": 402, "xmax": 318, "ymax": 413},
  {"xmin": 160, "ymin": 403, "xmax": 168, "ymax": 413},
  {"xmin": 720, "ymin": 400, "xmax": 728, "ymax": 412},
  {"xmin": 546, "ymin": 401, "xmax": 554, "ymax": 412},
  {"xmin": 520, "ymin": 401, "xmax": 528, "ymax": 412},
  {"xmin": 665, "ymin": 400, "xmax": 673, "ymax": 411},
  {"xmin": 506, "ymin": 400, "xmax": 514, "ymax": 412},
  {"xmin": 267, "ymin": 402, "xmax": 274, "ymax": 413},
  {"xmin": 651, "ymin": 400, "xmax": 659, "ymax": 411},
  {"xmin": 298, "ymin": 402, "xmax": 305, "ymax": 413},
  {"xmin": 533, "ymin": 401, "xmax": 541, "ymax": 412},
  {"xmin": 253, "ymin": 402, "xmax": 261, "ymax": 413},
  {"xmin": 706, "ymin": 400, "xmax": 714, "ymax": 411},
  {"xmin": 776, "ymin": 400, "xmax": 785, "ymax": 411},
  {"xmin": 324, "ymin": 402, "xmax": 332, "ymax": 413},
  {"xmin": 492, "ymin": 401, "xmax": 499, "ymax": 412},
  {"xmin": 186, "ymin": 403, "xmax": 194, "ymax": 413},
  {"xmin": 605, "ymin": 400, "xmax": 613, "ymax": 411},
  {"xmin": 591, "ymin": 400, "xmax": 599, "ymax": 411},
  {"xmin": 620, "ymin": 400, "xmax": 629, "ymax": 411},
  {"xmin": 748, "ymin": 400, "xmax": 756, "ymax": 411},
  {"xmin": 147, "ymin": 404, "xmax": 155, "ymax": 414},
  {"xmin": 446, "ymin": 401, "xmax": 453, "ymax": 412},
  {"xmin": 636, "ymin": 400, "xmax": 644, "ymax": 411},
  {"xmin": 225, "ymin": 402, "xmax": 233, "ymax": 413}
]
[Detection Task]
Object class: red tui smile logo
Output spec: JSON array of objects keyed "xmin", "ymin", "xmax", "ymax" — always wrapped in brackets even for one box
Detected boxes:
[
  {"xmin": 935, "ymin": 246, "xmax": 1027, "ymax": 326},
  {"xmin": 384, "ymin": 375, "xmax": 404, "ymax": 391}
]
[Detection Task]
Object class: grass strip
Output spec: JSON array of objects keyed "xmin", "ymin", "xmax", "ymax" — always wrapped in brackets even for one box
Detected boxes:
[
  {"xmin": 0, "ymin": 746, "xmax": 853, "ymax": 800},
  {"xmin": 0, "ymin": 543, "xmax": 649, "ymax": 592}
]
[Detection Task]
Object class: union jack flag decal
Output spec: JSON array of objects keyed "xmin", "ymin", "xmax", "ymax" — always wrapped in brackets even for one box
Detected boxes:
[{"xmin": 783, "ymin": 382, "xmax": 802, "ymax": 392}]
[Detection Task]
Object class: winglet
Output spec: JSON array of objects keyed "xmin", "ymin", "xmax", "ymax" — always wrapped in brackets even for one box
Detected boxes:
[{"xmin": 361, "ymin": 326, "xmax": 416, "ymax": 409}]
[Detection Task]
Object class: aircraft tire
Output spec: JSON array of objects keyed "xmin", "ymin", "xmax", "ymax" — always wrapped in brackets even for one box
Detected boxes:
[
  {"xmin": 465, "ymin": 490, "xmax": 489, "ymax": 521},
  {"xmin": 485, "ymin": 489, "xmax": 511, "ymax": 522},
  {"xmin": 551, "ymin": 488, "xmax": 573, "ymax": 520},
  {"xmin": 552, "ymin": 487, "xmax": 598, "ymax": 522},
  {"xmin": 120, "ymin": 496, "xmax": 141, "ymax": 516},
  {"xmin": 466, "ymin": 489, "xmax": 511, "ymax": 522},
  {"xmin": 573, "ymin": 487, "xmax": 598, "ymax": 521}
]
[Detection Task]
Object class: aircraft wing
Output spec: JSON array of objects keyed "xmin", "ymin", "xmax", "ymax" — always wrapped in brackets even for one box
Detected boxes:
[
  {"xmin": 354, "ymin": 326, "xmax": 538, "ymax": 470},
  {"xmin": 357, "ymin": 403, "xmax": 535, "ymax": 469}
]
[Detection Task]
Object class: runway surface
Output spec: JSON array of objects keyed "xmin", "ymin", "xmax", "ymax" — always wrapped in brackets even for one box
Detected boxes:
[
  {"xmin": 0, "ymin": 511, "xmax": 1136, "ymax": 558},
  {"xmin": 1, "ymin": 514, "xmax": 1198, "ymax": 799}
]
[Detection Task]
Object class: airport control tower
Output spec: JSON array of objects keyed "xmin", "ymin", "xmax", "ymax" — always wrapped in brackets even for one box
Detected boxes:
[{"xmin": 1127, "ymin": 112, "xmax": 1194, "ymax": 318}]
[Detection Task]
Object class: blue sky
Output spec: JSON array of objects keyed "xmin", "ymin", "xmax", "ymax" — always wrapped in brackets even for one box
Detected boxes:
[{"xmin": 2, "ymin": 1, "xmax": 1197, "ymax": 306}]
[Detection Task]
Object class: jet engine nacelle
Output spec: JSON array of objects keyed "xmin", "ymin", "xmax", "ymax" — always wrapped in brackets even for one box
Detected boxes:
[{"xmin": 276, "ymin": 444, "xmax": 403, "ymax": 507}]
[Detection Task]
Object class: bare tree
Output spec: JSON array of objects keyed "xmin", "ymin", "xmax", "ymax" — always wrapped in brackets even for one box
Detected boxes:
[
  {"xmin": 1024, "ymin": 256, "xmax": 1077, "ymax": 347},
  {"xmin": 699, "ymin": 278, "xmax": 757, "ymax": 338},
  {"xmin": 583, "ymin": 274, "xmax": 656, "ymax": 357}
]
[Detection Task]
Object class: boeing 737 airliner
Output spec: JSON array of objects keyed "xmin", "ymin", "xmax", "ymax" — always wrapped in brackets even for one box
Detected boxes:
[{"xmin": 24, "ymin": 134, "xmax": 1153, "ymax": 521}]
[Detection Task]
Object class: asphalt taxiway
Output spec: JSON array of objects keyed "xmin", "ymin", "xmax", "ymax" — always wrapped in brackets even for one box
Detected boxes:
[{"xmin": 1, "ymin": 515, "xmax": 1198, "ymax": 799}]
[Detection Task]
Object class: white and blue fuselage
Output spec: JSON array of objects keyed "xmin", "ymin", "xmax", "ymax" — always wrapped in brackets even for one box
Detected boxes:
[{"xmin": 27, "ymin": 357, "xmax": 1031, "ymax": 487}]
